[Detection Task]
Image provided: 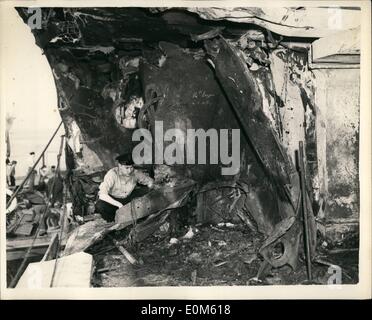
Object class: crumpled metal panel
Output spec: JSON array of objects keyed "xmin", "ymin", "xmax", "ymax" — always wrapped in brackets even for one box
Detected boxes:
[
  {"xmin": 204, "ymin": 36, "xmax": 316, "ymax": 269},
  {"xmin": 16, "ymin": 5, "xmax": 319, "ymax": 269},
  {"xmin": 115, "ymin": 180, "xmax": 196, "ymax": 228},
  {"xmin": 204, "ymin": 37, "xmax": 295, "ymax": 198},
  {"xmin": 140, "ymin": 43, "xmax": 287, "ymax": 236}
]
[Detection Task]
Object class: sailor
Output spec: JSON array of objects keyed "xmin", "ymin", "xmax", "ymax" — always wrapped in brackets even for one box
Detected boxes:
[
  {"xmin": 6, "ymin": 158, "xmax": 12, "ymax": 186},
  {"xmin": 9, "ymin": 160, "xmax": 17, "ymax": 187},
  {"xmin": 49, "ymin": 165, "xmax": 56, "ymax": 178},
  {"xmin": 95, "ymin": 153, "xmax": 155, "ymax": 222},
  {"xmin": 23, "ymin": 190, "xmax": 50, "ymax": 236},
  {"xmin": 47, "ymin": 169, "xmax": 64, "ymax": 206},
  {"xmin": 36, "ymin": 165, "xmax": 49, "ymax": 194},
  {"xmin": 6, "ymin": 159, "xmax": 17, "ymax": 186},
  {"xmin": 25, "ymin": 151, "xmax": 36, "ymax": 190}
]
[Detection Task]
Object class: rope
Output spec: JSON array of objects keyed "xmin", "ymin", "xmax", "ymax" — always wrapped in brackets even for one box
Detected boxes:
[
  {"xmin": 129, "ymin": 199, "xmax": 138, "ymax": 243},
  {"xmin": 49, "ymin": 178, "xmax": 68, "ymax": 287},
  {"xmin": 49, "ymin": 135, "xmax": 67, "ymax": 287}
]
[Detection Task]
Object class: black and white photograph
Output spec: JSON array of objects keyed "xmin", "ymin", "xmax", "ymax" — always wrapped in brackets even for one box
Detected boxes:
[{"xmin": 1, "ymin": 0, "xmax": 370, "ymax": 299}]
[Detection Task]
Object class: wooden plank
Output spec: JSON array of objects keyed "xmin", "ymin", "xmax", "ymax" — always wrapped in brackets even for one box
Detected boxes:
[
  {"xmin": 6, "ymin": 233, "xmax": 67, "ymax": 250},
  {"xmin": 42, "ymin": 233, "xmax": 60, "ymax": 261},
  {"xmin": 7, "ymin": 234, "xmax": 67, "ymax": 261},
  {"xmin": 14, "ymin": 223, "xmax": 34, "ymax": 237},
  {"xmin": 117, "ymin": 246, "xmax": 138, "ymax": 265},
  {"xmin": 13, "ymin": 211, "xmax": 35, "ymax": 236},
  {"xmin": 7, "ymin": 247, "xmax": 48, "ymax": 261},
  {"xmin": 7, "ymin": 237, "xmax": 52, "ymax": 250},
  {"xmin": 16, "ymin": 252, "xmax": 93, "ymax": 288}
]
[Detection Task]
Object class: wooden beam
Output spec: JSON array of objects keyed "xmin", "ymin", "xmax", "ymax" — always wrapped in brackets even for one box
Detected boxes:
[
  {"xmin": 42, "ymin": 233, "xmax": 59, "ymax": 262},
  {"xmin": 16, "ymin": 252, "xmax": 93, "ymax": 288}
]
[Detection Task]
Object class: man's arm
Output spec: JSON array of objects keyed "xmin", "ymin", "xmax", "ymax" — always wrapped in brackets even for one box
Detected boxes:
[
  {"xmin": 134, "ymin": 170, "xmax": 154, "ymax": 188},
  {"xmin": 98, "ymin": 170, "xmax": 124, "ymax": 208},
  {"xmin": 99, "ymin": 194, "xmax": 124, "ymax": 208}
]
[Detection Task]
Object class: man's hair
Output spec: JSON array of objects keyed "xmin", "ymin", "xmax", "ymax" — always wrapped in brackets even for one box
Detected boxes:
[
  {"xmin": 6, "ymin": 158, "xmax": 10, "ymax": 165},
  {"xmin": 115, "ymin": 153, "xmax": 134, "ymax": 165}
]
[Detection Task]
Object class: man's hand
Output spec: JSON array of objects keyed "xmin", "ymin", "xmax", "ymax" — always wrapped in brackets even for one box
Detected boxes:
[
  {"xmin": 99, "ymin": 193, "xmax": 124, "ymax": 209},
  {"xmin": 148, "ymin": 180, "xmax": 154, "ymax": 189}
]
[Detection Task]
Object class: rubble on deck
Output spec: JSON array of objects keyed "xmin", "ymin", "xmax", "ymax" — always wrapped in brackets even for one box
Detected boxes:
[{"xmin": 88, "ymin": 220, "xmax": 358, "ymax": 287}]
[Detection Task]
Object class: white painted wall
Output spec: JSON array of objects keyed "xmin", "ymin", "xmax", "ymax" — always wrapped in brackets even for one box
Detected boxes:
[{"xmin": 1, "ymin": 7, "xmax": 65, "ymax": 178}]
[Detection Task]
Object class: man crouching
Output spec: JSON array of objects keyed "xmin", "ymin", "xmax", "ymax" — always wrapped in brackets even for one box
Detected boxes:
[{"xmin": 95, "ymin": 153, "xmax": 154, "ymax": 222}]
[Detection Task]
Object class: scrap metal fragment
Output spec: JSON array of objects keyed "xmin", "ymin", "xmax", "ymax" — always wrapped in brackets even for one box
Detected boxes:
[
  {"xmin": 190, "ymin": 27, "xmax": 225, "ymax": 42},
  {"xmin": 117, "ymin": 245, "xmax": 139, "ymax": 265},
  {"xmin": 115, "ymin": 180, "xmax": 196, "ymax": 228}
]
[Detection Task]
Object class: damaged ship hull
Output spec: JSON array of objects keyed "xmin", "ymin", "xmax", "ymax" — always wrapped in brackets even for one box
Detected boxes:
[{"xmin": 16, "ymin": 7, "xmax": 323, "ymax": 274}]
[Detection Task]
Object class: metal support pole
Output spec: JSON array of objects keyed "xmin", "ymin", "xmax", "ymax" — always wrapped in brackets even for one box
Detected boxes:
[
  {"xmin": 298, "ymin": 141, "xmax": 312, "ymax": 281},
  {"xmin": 6, "ymin": 121, "xmax": 63, "ymax": 208}
]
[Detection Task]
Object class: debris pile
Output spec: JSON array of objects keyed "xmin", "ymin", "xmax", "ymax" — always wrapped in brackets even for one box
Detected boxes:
[
  {"xmin": 90, "ymin": 220, "xmax": 358, "ymax": 286},
  {"xmin": 11, "ymin": 7, "xmax": 360, "ymax": 287}
]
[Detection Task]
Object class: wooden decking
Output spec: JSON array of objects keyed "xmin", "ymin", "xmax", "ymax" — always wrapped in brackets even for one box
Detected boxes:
[{"xmin": 6, "ymin": 232, "xmax": 68, "ymax": 261}]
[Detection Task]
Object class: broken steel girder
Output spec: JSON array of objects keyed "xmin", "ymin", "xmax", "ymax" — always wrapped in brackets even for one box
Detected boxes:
[
  {"xmin": 204, "ymin": 36, "xmax": 316, "ymax": 269},
  {"xmin": 258, "ymin": 192, "xmax": 317, "ymax": 269},
  {"xmin": 140, "ymin": 45, "xmax": 290, "ymax": 236},
  {"xmin": 204, "ymin": 36, "xmax": 295, "ymax": 200}
]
